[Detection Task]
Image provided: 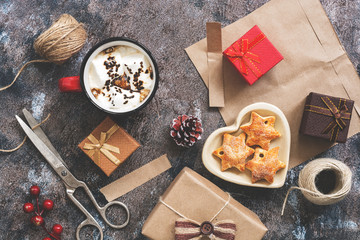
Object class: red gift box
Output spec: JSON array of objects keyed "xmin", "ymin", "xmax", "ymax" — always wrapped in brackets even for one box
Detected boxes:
[{"xmin": 223, "ymin": 25, "xmax": 283, "ymax": 85}]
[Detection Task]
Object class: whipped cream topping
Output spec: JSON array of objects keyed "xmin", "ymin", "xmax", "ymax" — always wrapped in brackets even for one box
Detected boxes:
[{"xmin": 88, "ymin": 45, "xmax": 154, "ymax": 112}]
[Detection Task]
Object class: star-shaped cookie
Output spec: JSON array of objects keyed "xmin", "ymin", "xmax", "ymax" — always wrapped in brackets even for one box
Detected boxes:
[
  {"xmin": 240, "ymin": 112, "xmax": 281, "ymax": 150},
  {"xmin": 213, "ymin": 133, "xmax": 255, "ymax": 172},
  {"xmin": 245, "ymin": 147, "xmax": 286, "ymax": 183}
]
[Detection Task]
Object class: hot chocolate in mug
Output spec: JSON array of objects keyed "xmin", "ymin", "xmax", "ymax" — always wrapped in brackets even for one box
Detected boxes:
[{"xmin": 59, "ymin": 37, "xmax": 159, "ymax": 115}]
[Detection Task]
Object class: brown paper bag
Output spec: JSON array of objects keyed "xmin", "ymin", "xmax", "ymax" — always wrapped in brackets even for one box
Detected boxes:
[
  {"xmin": 142, "ymin": 167, "xmax": 268, "ymax": 239},
  {"xmin": 185, "ymin": 0, "xmax": 360, "ymax": 168}
]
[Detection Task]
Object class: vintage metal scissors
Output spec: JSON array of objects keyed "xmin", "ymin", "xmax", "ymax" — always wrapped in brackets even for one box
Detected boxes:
[{"xmin": 16, "ymin": 109, "xmax": 130, "ymax": 240}]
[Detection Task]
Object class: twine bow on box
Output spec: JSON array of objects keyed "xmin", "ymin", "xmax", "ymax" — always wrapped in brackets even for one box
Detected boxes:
[
  {"xmin": 175, "ymin": 219, "xmax": 236, "ymax": 240},
  {"xmin": 160, "ymin": 193, "xmax": 236, "ymax": 240},
  {"xmin": 224, "ymin": 33, "xmax": 266, "ymax": 78},
  {"xmin": 83, "ymin": 124, "xmax": 121, "ymax": 166},
  {"xmin": 305, "ymin": 97, "xmax": 351, "ymax": 141}
]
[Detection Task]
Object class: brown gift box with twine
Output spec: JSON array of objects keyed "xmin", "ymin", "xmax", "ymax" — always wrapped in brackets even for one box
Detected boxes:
[
  {"xmin": 300, "ymin": 92, "xmax": 354, "ymax": 143},
  {"xmin": 78, "ymin": 117, "xmax": 140, "ymax": 176},
  {"xmin": 142, "ymin": 167, "xmax": 268, "ymax": 240}
]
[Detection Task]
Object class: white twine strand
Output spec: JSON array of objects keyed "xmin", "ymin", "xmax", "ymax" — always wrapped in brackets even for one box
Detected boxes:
[{"xmin": 159, "ymin": 192, "xmax": 232, "ymax": 225}]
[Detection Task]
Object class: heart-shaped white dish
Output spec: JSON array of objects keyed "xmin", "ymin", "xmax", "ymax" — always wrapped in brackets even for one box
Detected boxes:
[{"xmin": 202, "ymin": 102, "xmax": 291, "ymax": 188}]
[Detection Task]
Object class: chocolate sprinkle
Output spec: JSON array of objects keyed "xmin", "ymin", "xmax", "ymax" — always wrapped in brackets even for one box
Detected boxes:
[
  {"xmin": 91, "ymin": 88, "xmax": 102, "ymax": 99},
  {"xmin": 124, "ymin": 94, "xmax": 135, "ymax": 99}
]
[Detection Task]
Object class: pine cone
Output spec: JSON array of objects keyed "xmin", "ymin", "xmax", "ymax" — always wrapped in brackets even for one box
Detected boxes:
[{"xmin": 170, "ymin": 115, "xmax": 203, "ymax": 147}]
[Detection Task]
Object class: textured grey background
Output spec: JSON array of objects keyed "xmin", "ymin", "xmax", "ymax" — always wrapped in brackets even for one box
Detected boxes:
[{"xmin": 1, "ymin": 0, "xmax": 360, "ymax": 239}]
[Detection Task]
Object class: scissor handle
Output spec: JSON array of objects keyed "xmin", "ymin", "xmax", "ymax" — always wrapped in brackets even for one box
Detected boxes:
[
  {"xmin": 66, "ymin": 190, "xmax": 104, "ymax": 240},
  {"xmin": 65, "ymin": 180, "xmax": 130, "ymax": 239},
  {"xmin": 78, "ymin": 181, "xmax": 130, "ymax": 229},
  {"xmin": 98, "ymin": 201, "xmax": 130, "ymax": 229},
  {"xmin": 76, "ymin": 218, "xmax": 104, "ymax": 240}
]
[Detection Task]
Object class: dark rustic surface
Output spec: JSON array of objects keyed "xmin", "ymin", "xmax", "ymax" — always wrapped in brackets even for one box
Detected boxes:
[{"xmin": 1, "ymin": 0, "xmax": 360, "ymax": 239}]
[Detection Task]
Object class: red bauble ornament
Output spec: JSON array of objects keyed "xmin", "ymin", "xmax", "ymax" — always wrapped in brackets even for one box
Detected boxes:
[
  {"xmin": 30, "ymin": 185, "xmax": 40, "ymax": 197},
  {"xmin": 52, "ymin": 224, "xmax": 63, "ymax": 235},
  {"xmin": 42, "ymin": 238, "xmax": 52, "ymax": 240},
  {"xmin": 43, "ymin": 199, "xmax": 54, "ymax": 211},
  {"xmin": 31, "ymin": 215, "xmax": 44, "ymax": 226},
  {"xmin": 23, "ymin": 203, "xmax": 34, "ymax": 213}
]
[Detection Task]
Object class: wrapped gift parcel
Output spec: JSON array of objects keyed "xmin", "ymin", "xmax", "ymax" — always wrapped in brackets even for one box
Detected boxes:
[
  {"xmin": 300, "ymin": 92, "xmax": 354, "ymax": 143},
  {"xmin": 142, "ymin": 167, "xmax": 267, "ymax": 239},
  {"xmin": 223, "ymin": 25, "xmax": 283, "ymax": 85},
  {"xmin": 78, "ymin": 117, "xmax": 140, "ymax": 176}
]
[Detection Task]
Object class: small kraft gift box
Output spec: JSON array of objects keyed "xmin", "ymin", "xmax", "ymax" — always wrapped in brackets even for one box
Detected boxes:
[
  {"xmin": 223, "ymin": 25, "xmax": 283, "ymax": 85},
  {"xmin": 142, "ymin": 167, "xmax": 268, "ymax": 240},
  {"xmin": 78, "ymin": 117, "xmax": 140, "ymax": 176},
  {"xmin": 300, "ymin": 92, "xmax": 354, "ymax": 143}
]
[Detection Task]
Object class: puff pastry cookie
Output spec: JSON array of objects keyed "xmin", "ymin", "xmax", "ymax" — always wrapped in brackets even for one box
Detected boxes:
[
  {"xmin": 240, "ymin": 112, "xmax": 281, "ymax": 150},
  {"xmin": 213, "ymin": 133, "xmax": 255, "ymax": 172},
  {"xmin": 245, "ymin": 147, "xmax": 286, "ymax": 183}
]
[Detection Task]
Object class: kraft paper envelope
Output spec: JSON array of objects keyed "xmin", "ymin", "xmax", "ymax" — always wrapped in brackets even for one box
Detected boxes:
[{"xmin": 186, "ymin": 0, "xmax": 360, "ymax": 168}]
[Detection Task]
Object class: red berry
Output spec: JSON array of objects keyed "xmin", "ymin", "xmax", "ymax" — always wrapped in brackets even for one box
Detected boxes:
[
  {"xmin": 23, "ymin": 203, "xmax": 34, "ymax": 213},
  {"xmin": 42, "ymin": 238, "xmax": 52, "ymax": 240},
  {"xmin": 30, "ymin": 185, "xmax": 40, "ymax": 197},
  {"xmin": 43, "ymin": 199, "xmax": 54, "ymax": 211},
  {"xmin": 52, "ymin": 224, "xmax": 63, "ymax": 235},
  {"xmin": 30, "ymin": 215, "xmax": 44, "ymax": 226}
]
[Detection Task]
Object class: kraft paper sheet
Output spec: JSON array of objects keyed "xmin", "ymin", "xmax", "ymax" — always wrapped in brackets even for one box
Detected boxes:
[{"xmin": 185, "ymin": 0, "xmax": 360, "ymax": 168}]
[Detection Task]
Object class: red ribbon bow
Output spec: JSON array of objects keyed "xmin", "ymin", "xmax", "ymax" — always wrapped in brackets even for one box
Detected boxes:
[
  {"xmin": 305, "ymin": 97, "xmax": 351, "ymax": 141},
  {"xmin": 175, "ymin": 218, "xmax": 236, "ymax": 240},
  {"xmin": 224, "ymin": 33, "xmax": 266, "ymax": 77}
]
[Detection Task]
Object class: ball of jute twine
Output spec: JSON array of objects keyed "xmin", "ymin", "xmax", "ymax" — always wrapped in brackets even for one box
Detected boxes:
[
  {"xmin": 281, "ymin": 158, "xmax": 352, "ymax": 215},
  {"xmin": 0, "ymin": 14, "xmax": 86, "ymax": 153},
  {"xmin": 0, "ymin": 14, "xmax": 86, "ymax": 91}
]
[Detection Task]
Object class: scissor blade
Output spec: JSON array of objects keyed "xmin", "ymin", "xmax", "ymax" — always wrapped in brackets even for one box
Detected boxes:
[
  {"xmin": 16, "ymin": 115, "xmax": 65, "ymax": 171},
  {"xmin": 22, "ymin": 109, "xmax": 69, "ymax": 169}
]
